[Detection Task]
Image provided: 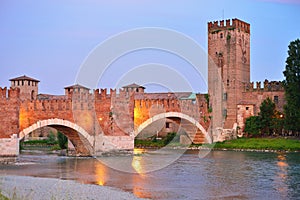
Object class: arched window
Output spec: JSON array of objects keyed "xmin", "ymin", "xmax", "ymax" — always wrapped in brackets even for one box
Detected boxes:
[{"xmin": 31, "ymin": 90, "xmax": 35, "ymax": 100}]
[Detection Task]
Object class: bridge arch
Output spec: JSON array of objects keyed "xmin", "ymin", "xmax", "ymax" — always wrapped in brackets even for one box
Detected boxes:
[
  {"xmin": 18, "ymin": 118, "xmax": 94, "ymax": 156},
  {"xmin": 135, "ymin": 112, "xmax": 212, "ymax": 144}
]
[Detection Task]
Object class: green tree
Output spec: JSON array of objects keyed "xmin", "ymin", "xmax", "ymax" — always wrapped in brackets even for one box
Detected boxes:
[
  {"xmin": 283, "ymin": 39, "xmax": 300, "ymax": 134},
  {"xmin": 244, "ymin": 116, "xmax": 261, "ymax": 136},
  {"xmin": 47, "ymin": 131, "xmax": 57, "ymax": 145},
  {"xmin": 57, "ymin": 131, "xmax": 68, "ymax": 149},
  {"xmin": 259, "ymin": 97, "xmax": 276, "ymax": 136}
]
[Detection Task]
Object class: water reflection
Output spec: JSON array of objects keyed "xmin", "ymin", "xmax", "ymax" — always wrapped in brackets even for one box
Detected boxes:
[
  {"xmin": 95, "ymin": 162, "xmax": 107, "ymax": 186},
  {"xmin": 132, "ymin": 149, "xmax": 144, "ymax": 174},
  {"xmin": 275, "ymin": 153, "xmax": 289, "ymax": 198},
  {"xmin": 1, "ymin": 151, "xmax": 300, "ymax": 199}
]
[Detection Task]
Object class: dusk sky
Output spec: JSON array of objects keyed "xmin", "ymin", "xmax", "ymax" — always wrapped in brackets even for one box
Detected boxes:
[{"xmin": 0, "ymin": 0, "xmax": 299, "ymax": 94}]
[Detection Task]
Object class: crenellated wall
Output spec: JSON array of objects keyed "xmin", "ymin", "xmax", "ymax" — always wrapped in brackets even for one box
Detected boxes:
[
  {"xmin": 208, "ymin": 18, "xmax": 251, "ymax": 130},
  {"xmin": 244, "ymin": 80, "xmax": 284, "ymax": 92},
  {"xmin": 94, "ymin": 88, "xmax": 134, "ymax": 137},
  {"xmin": 208, "ymin": 18, "xmax": 250, "ymax": 34},
  {"xmin": 236, "ymin": 79, "xmax": 285, "ymax": 132},
  {"xmin": 0, "ymin": 87, "xmax": 20, "ymax": 139}
]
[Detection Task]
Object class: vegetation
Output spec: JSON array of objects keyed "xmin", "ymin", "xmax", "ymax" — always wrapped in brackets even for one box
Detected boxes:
[
  {"xmin": 22, "ymin": 139, "xmax": 57, "ymax": 146},
  {"xmin": 57, "ymin": 131, "xmax": 68, "ymax": 149},
  {"xmin": 213, "ymin": 137, "xmax": 300, "ymax": 151},
  {"xmin": 283, "ymin": 38, "xmax": 300, "ymax": 134},
  {"xmin": 21, "ymin": 131, "xmax": 68, "ymax": 151},
  {"xmin": 244, "ymin": 97, "xmax": 283, "ymax": 136},
  {"xmin": 244, "ymin": 116, "xmax": 260, "ymax": 136},
  {"xmin": 0, "ymin": 192, "xmax": 9, "ymax": 200},
  {"xmin": 47, "ymin": 132, "xmax": 57, "ymax": 145},
  {"xmin": 259, "ymin": 97, "xmax": 276, "ymax": 135},
  {"xmin": 135, "ymin": 135, "xmax": 300, "ymax": 151}
]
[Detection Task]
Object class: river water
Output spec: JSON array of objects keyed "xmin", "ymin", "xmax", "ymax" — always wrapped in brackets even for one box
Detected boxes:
[{"xmin": 1, "ymin": 149, "xmax": 300, "ymax": 199}]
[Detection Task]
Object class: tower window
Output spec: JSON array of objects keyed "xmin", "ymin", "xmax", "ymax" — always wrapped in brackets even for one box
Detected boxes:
[
  {"xmin": 274, "ymin": 96, "xmax": 279, "ymax": 104},
  {"xmin": 223, "ymin": 109, "xmax": 227, "ymax": 117},
  {"xmin": 220, "ymin": 33, "xmax": 223, "ymax": 38},
  {"xmin": 227, "ymin": 79, "xmax": 230, "ymax": 86},
  {"xmin": 223, "ymin": 93, "xmax": 227, "ymax": 101},
  {"xmin": 246, "ymin": 107, "xmax": 249, "ymax": 110},
  {"xmin": 166, "ymin": 122, "xmax": 170, "ymax": 129},
  {"xmin": 31, "ymin": 90, "xmax": 35, "ymax": 100}
]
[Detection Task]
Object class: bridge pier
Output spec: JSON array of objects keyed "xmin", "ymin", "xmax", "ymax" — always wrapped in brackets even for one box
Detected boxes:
[
  {"xmin": 0, "ymin": 133, "xmax": 135, "ymax": 163},
  {"xmin": 0, "ymin": 134, "xmax": 19, "ymax": 164}
]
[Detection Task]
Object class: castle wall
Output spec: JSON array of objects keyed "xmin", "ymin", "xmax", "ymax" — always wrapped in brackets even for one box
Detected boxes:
[
  {"xmin": 0, "ymin": 87, "xmax": 20, "ymax": 139},
  {"xmin": 237, "ymin": 80, "xmax": 285, "ymax": 132},
  {"xmin": 94, "ymin": 88, "xmax": 134, "ymax": 137},
  {"xmin": 208, "ymin": 18, "xmax": 251, "ymax": 130}
]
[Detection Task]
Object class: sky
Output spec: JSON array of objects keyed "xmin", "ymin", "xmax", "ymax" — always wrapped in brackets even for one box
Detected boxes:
[{"xmin": 0, "ymin": 0, "xmax": 300, "ymax": 94}]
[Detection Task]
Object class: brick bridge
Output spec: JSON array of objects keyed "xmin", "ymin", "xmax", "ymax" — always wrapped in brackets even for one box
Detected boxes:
[{"xmin": 0, "ymin": 77, "xmax": 211, "ymax": 160}]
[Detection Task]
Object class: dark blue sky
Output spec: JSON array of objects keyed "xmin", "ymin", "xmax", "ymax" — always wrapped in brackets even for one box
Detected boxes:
[{"xmin": 0, "ymin": 0, "xmax": 299, "ymax": 94}]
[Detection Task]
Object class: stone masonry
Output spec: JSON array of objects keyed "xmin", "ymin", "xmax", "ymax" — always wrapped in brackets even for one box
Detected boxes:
[{"xmin": 0, "ymin": 18, "xmax": 286, "ymax": 159}]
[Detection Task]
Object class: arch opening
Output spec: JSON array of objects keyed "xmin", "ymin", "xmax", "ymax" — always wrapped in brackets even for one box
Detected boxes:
[
  {"xmin": 135, "ymin": 112, "xmax": 211, "ymax": 144},
  {"xmin": 19, "ymin": 119, "xmax": 94, "ymax": 156}
]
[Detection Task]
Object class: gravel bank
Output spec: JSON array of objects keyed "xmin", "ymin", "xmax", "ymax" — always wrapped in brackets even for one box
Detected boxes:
[{"xmin": 0, "ymin": 175, "xmax": 145, "ymax": 200}]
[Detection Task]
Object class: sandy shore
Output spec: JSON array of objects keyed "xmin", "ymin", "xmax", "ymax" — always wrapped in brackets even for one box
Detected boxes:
[{"xmin": 0, "ymin": 175, "xmax": 145, "ymax": 200}]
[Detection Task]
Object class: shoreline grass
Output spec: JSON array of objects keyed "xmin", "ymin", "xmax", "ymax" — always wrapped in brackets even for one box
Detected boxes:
[
  {"xmin": 0, "ymin": 192, "xmax": 9, "ymax": 200},
  {"xmin": 212, "ymin": 137, "xmax": 300, "ymax": 151},
  {"xmin": 135, "ymin": 137, "xmax": 300, "ymax": 151}
]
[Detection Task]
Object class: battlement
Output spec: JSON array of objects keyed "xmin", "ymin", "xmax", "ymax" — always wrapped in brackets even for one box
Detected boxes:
[
  {"xmin": 208, "ymin": 18, "xmax": 250, "ymax": 34},
  {"xmin": 0, "ymin": 87, "xmax": 20, "ymax": 99},
  {"xmin": 94, "ymin": 88, "xmax": 131, "ymax": 100},
  {"xmin": 244, "ymin": 80, "xmax": 284, "ymax": 92}
]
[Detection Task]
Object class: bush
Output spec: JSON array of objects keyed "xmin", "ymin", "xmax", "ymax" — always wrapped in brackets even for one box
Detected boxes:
[
  {"xmin": 163, "ymin": 132, "xmax": 178, "ymax": 145},
  {"xmin": 57, "ymin": 131, "xmax": 68, "ymax": 149},
  {"xmin": 47, "ymin": 132, "xmax": 57, "ymax": 145},
  {"xmin": 244, "ymin": 116, "xmax": 261, "ymax": 136}
]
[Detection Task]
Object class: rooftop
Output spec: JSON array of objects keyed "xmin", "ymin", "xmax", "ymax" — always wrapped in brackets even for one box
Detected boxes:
[
  {"xmin": 122, "ymin": 83, "xmax": 145, "ymax": 89},
  {"xmin": 9, "ymin": 75, "xmax": 40, "ymax": 82},
  {"xmin": 64, "ymin": 84, "xmax": 90, "ymax": 90}
]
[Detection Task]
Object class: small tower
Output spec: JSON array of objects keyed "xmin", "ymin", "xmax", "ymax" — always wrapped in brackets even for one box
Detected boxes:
[
  {"xmin": 208, "ymin": 18, "xmax": 250, "ymax": 129},
  {"xmin": 9, "ymin": 75, "xmax": 39, "ymax": 101},
  {"xmin": 122, "ymin": 83, "xmax": 145, "ymax": 94},
  {"xmin": 64, "ymin": 84, "xmax": 90, "ymax": 99}
]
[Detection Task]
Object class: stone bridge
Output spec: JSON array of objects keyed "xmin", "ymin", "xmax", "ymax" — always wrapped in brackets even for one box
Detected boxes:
[{"xmin": 0, "ymin": 84, "xmax": 211, "ymax": 161}]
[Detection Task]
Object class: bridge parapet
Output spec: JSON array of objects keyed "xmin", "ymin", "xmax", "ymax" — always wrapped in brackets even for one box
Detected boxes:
[{"xmin": 133, "ymin": 93, "xmax": 209, "ymax": 130}]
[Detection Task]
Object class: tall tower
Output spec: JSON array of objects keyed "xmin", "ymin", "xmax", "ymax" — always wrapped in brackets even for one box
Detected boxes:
[
  {"xmin": 208, "ymin": 18, "xmax": 250, "ymax": 130},
  {"xmin": 9, "ymin": 75, "xmax": 39, "ymax": 101}
]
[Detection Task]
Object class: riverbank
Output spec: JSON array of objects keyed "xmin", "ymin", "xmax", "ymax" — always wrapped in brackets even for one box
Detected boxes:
[
  {"xmin": 135, "ymin": 137, "xmax": 300, "ymax": 152},
  {"xmin": 211, "ymin": 137, "xmax": 300, "ymax": 151},
  {"xmin": 0, "ymin": 175, "xmax": 145, "ymax": 200}
]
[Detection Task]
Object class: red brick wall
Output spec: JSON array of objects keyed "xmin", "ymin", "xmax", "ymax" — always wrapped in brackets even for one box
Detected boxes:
[
  {"xmin": 0, "ymin": 87, "xmax": 20, "ymax": 138},
  {"xmin": 208, "ymin": 19, "xmax": 251, "ymax": 129}
]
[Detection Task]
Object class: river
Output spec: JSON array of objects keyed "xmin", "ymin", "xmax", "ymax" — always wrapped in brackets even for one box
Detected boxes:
[{"xmin": 1, "ymin": 149, "xmax": 300, "ymax": 199}]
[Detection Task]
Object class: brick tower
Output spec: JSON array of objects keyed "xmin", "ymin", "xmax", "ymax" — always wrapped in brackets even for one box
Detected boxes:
[
  {"xmin": 9, "ymin": 75, "xmax": 39, "ymax": 101},
  {"xmin": 208, "ymin": 18, "xmax": 250, "ymax": 131}
]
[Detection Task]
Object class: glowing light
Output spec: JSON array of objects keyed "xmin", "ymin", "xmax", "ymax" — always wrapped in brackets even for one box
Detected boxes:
[
  {"xmin": 131, "ymin": 148, "xmax": 144, "ymax": 174},
  {"xmin": 95, "ymin": 162, "xmax": 107, "ymax": 186},
  {"xmin": 99, "ymin": 117, "xmax": 103, "ymax": 121}
]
